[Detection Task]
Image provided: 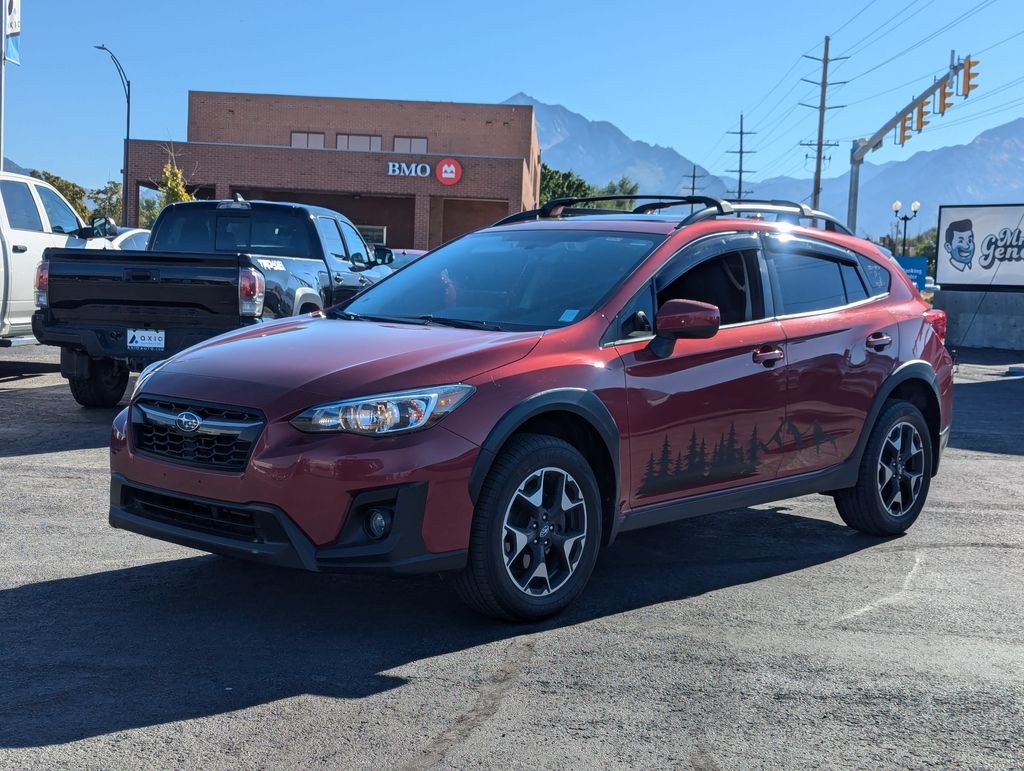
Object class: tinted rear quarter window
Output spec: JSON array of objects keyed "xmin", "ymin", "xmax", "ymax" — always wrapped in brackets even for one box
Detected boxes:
[
  {"xmin": 772, "ymin": 251, "xmax": 847, "ymax": 314},
  {"xmin": 858, "ymin": 254, "xmax": 892, "ymax": 295}
]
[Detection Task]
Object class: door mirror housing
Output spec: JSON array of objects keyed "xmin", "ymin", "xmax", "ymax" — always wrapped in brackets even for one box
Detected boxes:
[
  {"xmin": 649, "ymin": 299, "xmax": 721, "ymax": 358},
  {"xmin": 88, "ymin": 215, "xmax": 118, "ymax": 239},
  {"xmin": 373, "ymin": 245, "xmax": 394, "ymax": 265}
]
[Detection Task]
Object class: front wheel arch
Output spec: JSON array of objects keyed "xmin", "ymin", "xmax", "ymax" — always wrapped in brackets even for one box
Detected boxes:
[{"xmin": 469, "ymin": 390, "xmax": 620, "ymax": 545}]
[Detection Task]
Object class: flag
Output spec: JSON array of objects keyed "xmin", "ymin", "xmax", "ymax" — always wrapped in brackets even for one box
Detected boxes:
[{"xmin": 5, "ymin": 0, "xmax": 20, "ymax": 65}]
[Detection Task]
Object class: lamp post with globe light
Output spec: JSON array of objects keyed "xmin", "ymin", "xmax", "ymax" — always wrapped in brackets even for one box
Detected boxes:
[{"xmin": 892, "ymin": 200, "xmax": 920, "ymax": 257}]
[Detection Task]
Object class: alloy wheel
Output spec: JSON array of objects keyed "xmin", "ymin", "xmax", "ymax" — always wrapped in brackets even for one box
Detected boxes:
[
  {"xmin": 877, "ymin": 421, "xmax": 926, "ymax": 517},
  {"xmin": 502, "ymin": 466, "xmax": 587, "ymax": 597}
]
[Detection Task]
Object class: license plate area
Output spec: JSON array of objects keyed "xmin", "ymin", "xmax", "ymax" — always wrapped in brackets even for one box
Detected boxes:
[{"xmin": 127, "ymin": 328, "xmax": 165, "ymax": 351}]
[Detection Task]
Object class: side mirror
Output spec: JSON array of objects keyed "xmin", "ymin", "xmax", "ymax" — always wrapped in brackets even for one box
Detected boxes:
[
  {"xmin": 373, "ymin": 245, "xmax": 394, "ymax": 265},
  {"xmin": 649, "ymin": 299, "xmax": 720, "ymax": 358},
  {"xmin": 89, "ymin": 215, "xmax": 118, "ymax": 239}
]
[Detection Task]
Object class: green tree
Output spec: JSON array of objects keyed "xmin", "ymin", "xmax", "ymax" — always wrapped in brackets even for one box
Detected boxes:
[
  {"xmin": 539, "ymin": 163, "xmax": 593, "ymax": 204},
  {"xmin": 594, "ymin": 175, "xmax": 640, "ymax": 210},
  {"xmin": 139, "ymin": 196, "xmax": 161, "ymax": 228},
  {"xmin": 30, "ymin": 170, "xmax": 88, "ymax": 218},
  {"xmin": 90, "ymin": 180, "xmax": 122, "ymax": 223},
  {"xmin": 911, "ymin": 227, "xmax": 938, "ymax": 276}
]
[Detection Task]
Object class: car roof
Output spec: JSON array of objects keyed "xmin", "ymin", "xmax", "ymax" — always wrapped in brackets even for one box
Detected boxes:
[{"xmin": 166, "ymin": 199, "xmax": 356, "ymax": 223}]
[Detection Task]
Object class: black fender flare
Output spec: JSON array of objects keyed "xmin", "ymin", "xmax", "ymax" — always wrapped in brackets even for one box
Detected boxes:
[
  {"xmin": 848, "ymin": 359, "xmax": 941, "ymax": 477},
  {"xmin": 467, "ymin": 388, "xmax": 621, "ymax": 507}
]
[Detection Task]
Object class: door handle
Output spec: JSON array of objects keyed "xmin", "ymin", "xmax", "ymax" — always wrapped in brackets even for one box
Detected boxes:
[
  {"xmin": 333, "ymin": 272, "xmax": 345, "ymax": 282},
  {"xmin": 866, "ymin": 332, "xmax": 893, "ymax": 352},
  {"xmin": 753, "ymin": 346, "xmax": 785, "ymax": 367},
  {"xmin": 12, "ymin": 244, "xmax": 27, "ymax": 253}
]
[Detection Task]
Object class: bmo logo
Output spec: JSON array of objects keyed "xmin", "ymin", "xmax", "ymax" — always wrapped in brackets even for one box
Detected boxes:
[
  {"xmin": 436, "ymin": 158, "xmax": 463, "ymax": 186},
  {"xmin": 387, "ymin": 161, "xmax": 431, "ymax": 177},
  {"xmin": 386, "ymin": 157, "xmax": 463, "ymax": 185}
]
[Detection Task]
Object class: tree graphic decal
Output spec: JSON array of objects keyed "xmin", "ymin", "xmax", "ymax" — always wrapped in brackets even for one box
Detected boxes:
[{"xmin": 637, "ymin": 418, "xmax": 837, "ymax": 496}]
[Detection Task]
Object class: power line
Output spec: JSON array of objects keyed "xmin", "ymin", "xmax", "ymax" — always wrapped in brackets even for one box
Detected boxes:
[
  {"xmin": 831, "ymin": 0, "xmax": 884, "ymax": 37},
  {"xmin": 843, "ymin": 0, "xmax": 999, "ymax": 82},
  {"xmin": 835, "ymin": 0, "xmax": 929, "ymax": 58}
]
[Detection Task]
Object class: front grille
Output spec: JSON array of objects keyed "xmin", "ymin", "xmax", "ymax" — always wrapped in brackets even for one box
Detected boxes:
[
  {"xmin": 122, "ymin": 486, "xmax": 274, "ymax": 543},
  {"xmin": 131, "ymin": 397, "xmax": 264, "ymax": 472}
]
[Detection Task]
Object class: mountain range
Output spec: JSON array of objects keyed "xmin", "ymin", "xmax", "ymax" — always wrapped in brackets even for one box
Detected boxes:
[{"xmin": 505, "ymin": 92, "xmax": 1024, "ymax": 238}]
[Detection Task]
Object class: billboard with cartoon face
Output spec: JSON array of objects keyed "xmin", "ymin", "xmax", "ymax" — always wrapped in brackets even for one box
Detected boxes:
[{"xmin": 936, "ymin": 204, "xmax": 1024, "ymax": 289}]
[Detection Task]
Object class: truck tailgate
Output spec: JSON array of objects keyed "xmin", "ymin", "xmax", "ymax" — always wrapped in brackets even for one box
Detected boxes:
[{"xmin": 44, "ymin": 249, "xmax": 241, "ymax": 329}]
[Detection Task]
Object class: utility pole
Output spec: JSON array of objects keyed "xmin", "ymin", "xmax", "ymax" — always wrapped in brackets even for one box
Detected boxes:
[
  {"xmin": 799, "ymin": 35, "xmax": 846, "ymax": 211},
  {"xmin": 726, "ymin": 114, "xmax": 755, "ymax": 200},
  {"xmin": 687, "ymin": 164, "xmax": 705, "ymax": 195}
]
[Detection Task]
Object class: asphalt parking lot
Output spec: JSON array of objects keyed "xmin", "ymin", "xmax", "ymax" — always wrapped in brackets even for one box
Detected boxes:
[{"xmin": 1, "ymin": 344, "xmax": 1022, "ymax": 769}]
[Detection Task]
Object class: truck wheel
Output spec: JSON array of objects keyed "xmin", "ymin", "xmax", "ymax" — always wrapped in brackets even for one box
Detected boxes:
[
  {"xmin": 834, "ymin": 400, "xmax": 933, "ymax": 535},
  {"xmin": 68, "ymin": 358, "xmax": 129, "ymax": 408},
  {"xmin": 453, "ymin": 433, "xmax": 601, "ymax": 621}
]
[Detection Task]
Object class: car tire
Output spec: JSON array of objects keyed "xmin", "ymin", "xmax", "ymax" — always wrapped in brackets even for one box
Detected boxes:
[
  {"xmin": 68, "ymin": 358, "xmax": 129, "ymax": 408},
  {"xmin": 834, "ymin": 399, "xmax": 933, "ymax": 535},
  {"xmin": 453, "ymin": 433, "xmax": 602, "ymax": 622}
]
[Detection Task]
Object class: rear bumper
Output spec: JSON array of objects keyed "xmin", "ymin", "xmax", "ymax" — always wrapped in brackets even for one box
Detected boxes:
[
  {"xmin": 109, "ymin": 474, "xmax": 467, "ymax": 574},
  {"xmin": 32, "ymin": 312, "xmax": 249, "ymax": 369}
]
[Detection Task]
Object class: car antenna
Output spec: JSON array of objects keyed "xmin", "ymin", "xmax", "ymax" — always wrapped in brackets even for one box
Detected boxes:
[{"xmin": 234, "ymin": 192, "xmax": 246, "ymax": 202}]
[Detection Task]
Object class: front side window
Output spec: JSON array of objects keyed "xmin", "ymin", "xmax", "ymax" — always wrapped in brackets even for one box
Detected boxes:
[
  {"xmin": 0, "ymin": 180, "xmax": 43, "ymax": 231},
  {"xmin": 36, "ymin": 186, "xmax": 80, "ymax": 234},
  {"xmin": 771, "ymin": 251, "xmax": 849, "ymax": 315},
  {"xmin": 316, "ymin": 217, "xmax": 346, "ymax": 259},
  {"xmin": 344, "ymin": 229, "xmax": 664, "ymax": 331},
  {"xmin": 337, "ymin": 221, "xmax": 368, "ymax": 260},
  {"xmin": 658, "ymin": 250, "xmax": 766, "ymax": 326}
]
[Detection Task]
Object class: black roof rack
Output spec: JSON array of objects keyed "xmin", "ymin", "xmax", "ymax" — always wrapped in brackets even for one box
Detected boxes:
[
  {"xmin": 491, "ymin": 193, "xmax": 851, "ymax": 235},
  {"xmin": 679, "ymin": 199, "xmax": 852, "ymax": 235}
]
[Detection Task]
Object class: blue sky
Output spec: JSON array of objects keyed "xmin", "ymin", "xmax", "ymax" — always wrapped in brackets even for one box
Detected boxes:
[{"xmin": 6, "ymin": 0, "xmax": 1022, "ymax": 189}]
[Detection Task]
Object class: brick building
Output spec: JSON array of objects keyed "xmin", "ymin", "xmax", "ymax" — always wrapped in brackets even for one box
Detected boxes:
[{"xmin": 126, "ymin": 91, "xmax": 541, "ymax": 249}]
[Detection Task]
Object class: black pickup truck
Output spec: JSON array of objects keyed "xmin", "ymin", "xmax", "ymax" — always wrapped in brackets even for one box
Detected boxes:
[{"xmin": 33, "ymin": 199, "xmax": 393, "ymax": 407}]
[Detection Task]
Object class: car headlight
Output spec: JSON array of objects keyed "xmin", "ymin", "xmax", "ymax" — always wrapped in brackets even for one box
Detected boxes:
[
  {"xmin": 290, "ymin": 384, "xmax": 475, "ymax": 435},
  {"xmin": 131, "ymin": 359, "xmax": 169, "ymax": 399}
]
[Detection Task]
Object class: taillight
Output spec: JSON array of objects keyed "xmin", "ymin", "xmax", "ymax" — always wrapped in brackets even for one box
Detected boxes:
[
  {"xmin": 239, "ymin": 267, "xmax": 265, "ymax": 317},
  {"xmin": 924, "ymin": 308, "xmax": 947, "ymax": 344},
  {"xmin": 34, "ymin": 262, "xmax": 49, "ymax": 307}
]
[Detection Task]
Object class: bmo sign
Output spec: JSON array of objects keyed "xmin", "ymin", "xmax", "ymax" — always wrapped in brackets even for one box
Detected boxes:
[{"xmin": 387, "ymin": 157, "xmax": 463, "ymax": 186}]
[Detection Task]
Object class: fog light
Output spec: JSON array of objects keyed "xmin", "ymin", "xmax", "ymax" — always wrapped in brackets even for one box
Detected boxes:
[{"xmin": 365, "ymin": 508, "xmax": 393, "ymax": 539}]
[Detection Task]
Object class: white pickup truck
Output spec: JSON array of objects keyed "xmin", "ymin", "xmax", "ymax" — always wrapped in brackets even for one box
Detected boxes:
[{"xmin": 0, "ymin": 171, "xmax": 117, "ymax": 347}]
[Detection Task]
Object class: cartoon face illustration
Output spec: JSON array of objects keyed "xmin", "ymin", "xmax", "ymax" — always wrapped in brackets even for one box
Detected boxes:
[{"xmin": 944, "ymin": 219, "xmax": 975, "ymax": 271}]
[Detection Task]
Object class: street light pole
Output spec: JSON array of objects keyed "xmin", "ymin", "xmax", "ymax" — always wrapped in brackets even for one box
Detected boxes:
[
  {"xmin": 95, "ymin": 44, "xmax": 130, "ymax": 226},
  {"xmin": 892, "ymin": 200, "xmax": 920, "ymax": 257}
]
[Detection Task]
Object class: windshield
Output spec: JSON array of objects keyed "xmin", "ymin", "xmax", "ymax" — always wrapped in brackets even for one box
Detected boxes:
[
  {"xmin": 151, "ymin": 207, "xmax": 312, "ymax": 257},
  {"xmin": 343, "ymin": 229, "xmax": 664, "ymax": 331}
]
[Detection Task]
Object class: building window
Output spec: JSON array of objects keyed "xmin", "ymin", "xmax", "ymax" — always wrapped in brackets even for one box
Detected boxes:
[
  {"xmin": 290, "ymin": 131, "xmax": 325, "ymax": 149},
  {"xmin": 393, "ymin": 136, "xmax": 427, "ymax": 154},
  {"xmin": 336, "ymin": 134, "xmax": 382, "ymax": 152},
  {"xmin": 357, "ymin": 225, "xmax": 387, "ymax": 245}
]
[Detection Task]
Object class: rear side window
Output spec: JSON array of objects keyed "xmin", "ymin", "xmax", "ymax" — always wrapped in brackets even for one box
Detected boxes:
[
  {"xmin": 316, "ymin": 217, "xmax": 346, "ymax": 259},
  {"xmin": 152, "ymin": 207, "xmax": 313, "ymax": 257},
  {"xmin": 772, "ymin": 252, "xmax": 848, "ymax": 314},
  {"xmin": 857, "ymin": 254, "xmax": 892, "ymax": 296},
  {"xmin": 0, "ymin": 180, "xmax": 43, "ymax": 231}
]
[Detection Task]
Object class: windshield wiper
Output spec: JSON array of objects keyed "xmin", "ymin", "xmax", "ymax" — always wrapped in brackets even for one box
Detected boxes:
[
  {"xmin": 326, "ymin": 310, "xmax": 429, "ymax": 325},
  {"xmin": 415, "ymin": 315, "xmax": 504, "ymax": 331}
]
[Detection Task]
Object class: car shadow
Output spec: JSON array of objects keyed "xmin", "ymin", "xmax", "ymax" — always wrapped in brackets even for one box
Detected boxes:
[
  {"xmin": 0, "ymin": 357, "xmax": 60, "ymax": 383},
  {"xmin": 0, "ymin": 506, "xmax": 883, "ymax": 748},
  {"xmin": 947, "ymin": 374, "xmax": 1024, "ymax": 456}
]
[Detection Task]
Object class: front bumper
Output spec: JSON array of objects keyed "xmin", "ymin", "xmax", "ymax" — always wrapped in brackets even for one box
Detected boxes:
[{"xmin": 109, "ymin": 474, "xmax": 467, "ymax": 574}]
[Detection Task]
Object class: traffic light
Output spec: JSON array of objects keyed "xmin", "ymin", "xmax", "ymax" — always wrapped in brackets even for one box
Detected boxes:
[
  {"xmin": 898, "ymin": 114, "xmax": 913, "ymax": 145},
  {"xmin": 962, "ymin": 57, "xmax": 979, "ymax": 97},
  {"xmin": 915, "ymin": 99, "xmax": 930, "ymax": 132},
  {"xmin": 938, "ymin": 78, "xmax": 955, "ymax": 114}
]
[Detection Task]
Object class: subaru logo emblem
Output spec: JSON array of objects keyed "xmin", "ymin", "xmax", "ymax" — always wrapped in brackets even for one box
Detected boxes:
[{"xmin": 175, "ymin": 411, "xmax": 202, "ymax": 433}]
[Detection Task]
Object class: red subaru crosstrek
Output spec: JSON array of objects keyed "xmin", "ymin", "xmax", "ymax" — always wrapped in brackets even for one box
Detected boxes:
[{"xmin": 109, "ymin": 196, "xmax": 952, "ymax": 620}]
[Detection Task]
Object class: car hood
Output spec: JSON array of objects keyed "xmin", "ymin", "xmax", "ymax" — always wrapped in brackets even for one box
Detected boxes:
[{"xmin": 141, "ymin": 316, "xmax": 542, "ymax": 420}]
